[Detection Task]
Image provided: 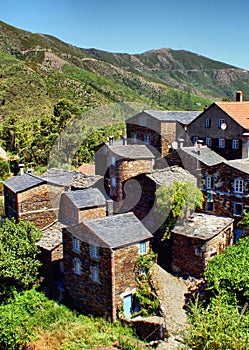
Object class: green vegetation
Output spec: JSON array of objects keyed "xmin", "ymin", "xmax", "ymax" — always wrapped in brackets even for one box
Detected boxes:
[
  {"xmin": 0, "ymin": 219, "xmax": 145, "ymax": 349},
  {"xmin": 186, "ymin": 236, "xmax": 249, "ymax": 349},
  {"xmin": 134, "ymin": 251, "xmax": 160, "ymax": 317},
  {"xmin": 0, "ymin": 219, "xmax": 42, "ymax": 299},
  {"xmin": 0, "ymin": 288, "xmax": 146, "ymax": 350},
  {"xmin": 155, "ymin": 181, "xmax": 203, "ymax": 240}
]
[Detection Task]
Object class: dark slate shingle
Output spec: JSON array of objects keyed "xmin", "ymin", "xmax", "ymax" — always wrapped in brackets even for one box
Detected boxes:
[
  {"xmin": 108, "ymin": 145, "xmax": 154, "ymax": 159},
  {"xmin": 66, "ymin": 212, "xmax": 152, "ymax": 249},
  {"xmin": 63, "ymin": 188, "xmax": 106, "ymax": 209},
  {"xmin": 142, "ymin": 110, "xmax": 200, "ymax": 125},
  {"xmin": 2, "ymin": 173, "xmax": 44, "ymax": 193}
]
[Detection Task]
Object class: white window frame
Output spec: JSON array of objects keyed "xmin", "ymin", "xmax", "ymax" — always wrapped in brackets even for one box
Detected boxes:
[
  {"xmin": 206, "ymin": 175, "xmax": 214, "ymax": 189},
  {"xmin": 206, "ymin": 137, "xmax": 212, "ymax": 147},
  {"xmin": 90, "ymin": 266, "xmax": 100, "ymax": 283},
  {"xmin": 192, "ymin": 136, "xmax": 198, "ymax": 145},
  {"xmin": 74, "ymin": 258, "xmax": 81, "ymax": 275},
  {"xmin": 205, "ymin": 118, "xmax": 211, "ymax": 128},
  {"xmin": 234, "ymin": 179, "xmax": 244, "ymax": 193},
  {"xmin": 234, "ymin": 202, "xmax": 243, "ymax": 216},
  {"xmin": 218, "ymin": 138, "xmax": 225, "ymax": 148},
  {"xmin": 218, "ymin": 119, "xmax": 225, "ymax": 129},
  {"xmin": 232, "ymin": 139, "xmax": 239, "ymax": 149},
  {"xmin": 139, "ymin": 242, "xmax": 147, "ymax": 255},
  {"xmin": 131, "ymin": 132, "xmax": 137, "ymax": 144},
  {"xmin": 111, "ymin": 176, "xmax": 116, "ymax": 187},
  {"xmin": 90, "ymin": 244, "xmax": 99, "ymax": 259},
  {"xmin": 144, "ymin": 133, "xmax": 151, "ymax": 145},
  {"xmin": 73, "ymin": 237, "xmax": 80, "ymax": 252}
]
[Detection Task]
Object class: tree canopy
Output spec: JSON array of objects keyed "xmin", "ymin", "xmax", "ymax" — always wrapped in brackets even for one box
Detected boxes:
[
  {"xmin": 0, "ymin": 219, "xmax": 42, "ymax": 297},
  {"xmin": 155, "ymin": 181, "xmax": 203, "ymax": 239},
  {"xmin": 187, "ymin": 236, "xmax": 249, "ymax": 349}
]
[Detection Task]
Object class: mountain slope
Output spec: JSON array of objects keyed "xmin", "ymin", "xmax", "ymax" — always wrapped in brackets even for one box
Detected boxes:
[{"xmin": 1, "ymin": 20, "xmax": 249, "ymax": 127}]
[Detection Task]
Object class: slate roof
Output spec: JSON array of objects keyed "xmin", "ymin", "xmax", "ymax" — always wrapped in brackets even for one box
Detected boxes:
[
  {"xmin": 139, "ymin": 110, "xmax": 200, "ymax": 125},
  {"xmin": 62, "ymin": 188, "xmax": 106, "ymax": 209},
  {"xmin": 226, "ymin": 158, "xmax": 249, "ymax": 175},
  {"xmin": 216, "ymin": 101, "xmax": 249, "ymax": 129},
  {"xmin": 147, "ymin": 166, "xmax": 197, "ymax": 186},
  {"xmin": 37, "ymin": 221, "xmax": 64, "ymax": 251},
  {"xmin": 65, "ymin": 212, "xmax": 153, "ymax": 249},
  {"xmin": 179, "ymin": 146, "xmax": 225, "ymax": 166},
  {"xmin": 108, "ymin": 145, "xmax": 155, "ymax": 159},
  {"xmin": 172, "ymin": 213, "xmax": 234, "ymax": 241},
  {"xmin": 2, "ymin": 173, "xmax": 44, "ymax": 193},
  {"xmin": 40, "ymin": 168, "xmax": 102, "ymax": 188}
]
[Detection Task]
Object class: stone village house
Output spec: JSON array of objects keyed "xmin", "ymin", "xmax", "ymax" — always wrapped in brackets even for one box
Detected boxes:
[
  {"xmin": 63, "ymin": 212, "xmax": 152, "ymax": 321},
  {"xmin": 187, "ymin": 91, "xmax": 249, "ymax": 160},
  {"xmin": 3, "ymin": 93, "xmax": 249, "ymax": 320},
  {"xmin": 171, "ymin": 213, "xmax": 234, "ymax": 277}
]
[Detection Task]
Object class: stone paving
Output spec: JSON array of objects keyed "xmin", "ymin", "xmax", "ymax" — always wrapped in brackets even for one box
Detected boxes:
[{"xmin": 151, "ymin": 264, "xmax": 189, "ymax": 349}]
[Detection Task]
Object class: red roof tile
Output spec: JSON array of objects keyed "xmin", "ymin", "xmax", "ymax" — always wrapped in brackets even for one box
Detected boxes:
[
  {"xmin": 216, "ymin": 101, "xmax": 249, "ymax": 129},
  {"xmin": 77, "ymin": 163, "xmax": 95, "ymax": 175}
]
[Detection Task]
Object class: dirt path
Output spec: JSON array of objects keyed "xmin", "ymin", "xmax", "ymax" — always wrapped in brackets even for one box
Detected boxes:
[{"xmin": 151, "ymin": 264, "xmax": 189, "ymax": 349}]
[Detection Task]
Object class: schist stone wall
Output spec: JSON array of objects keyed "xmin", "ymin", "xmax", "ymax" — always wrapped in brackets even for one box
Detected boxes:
[
  {"xmin": 171, "ymin": 226, "xmax": 233, "ymax": 277},
  {"xmin": 18, "ymin": 184, "xmax": 58, "ymax": 229},
  {"xmin": 109, "ymin": 159, "xmax": 153, "ymax": 213},
  {"xmin": 63, "ymin": 227, "xmax": 149, "ymax": 321},
  {"xmin": 38, "ymin": 243, "xmax": 63, "ymax": 280},
  {"xmin": 63, "ymin": 229, "xmax": 113, "ymax": 319},
  {"xmin": 198, "ymin": 163, "xmax": 249, "ymax": 222},
  {"xmin": 59, "ymin": 194, "xmax": 106, "ymax": 225}
]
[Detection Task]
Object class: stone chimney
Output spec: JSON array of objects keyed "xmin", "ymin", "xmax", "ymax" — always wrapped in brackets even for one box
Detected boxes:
[
  {"xmin": 106, "ymin": 199, "xmax": 113, "ymax": 216},
  {"xmin": 197, "ymin": 140, "xmax": 204, "ymax": 156},
  {"xmin": 19, "ymin": 163, "xmax": 25, "ymax": 176},
  {"xmin": 236, "ymin": 91, "xmax": 243, "ymax": 102},
  {"xmin": 177, "ymin": 138, "xmax": 185, "ymax": 149},
  {"xmin": 120, "ymin": 135, "xmax": 127, "ymax": 145},
  {"xmin": 108, "ymin": 136, "xmax": 114, "ymax": 145}
]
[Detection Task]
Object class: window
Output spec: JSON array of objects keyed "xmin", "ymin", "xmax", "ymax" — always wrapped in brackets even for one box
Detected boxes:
[
  {"xmin": 139, "ymin": 242, "xmax": 147, "ymax": 254},
  {"xmin": 139, "ymin": 116, "xmax": 149, "ymax": 127},
  {"xmin": 232, "ymin": 139, "xmax": 239, "ymax": 149},
  {"xmin": 206, "ymin": 137, "xmax": 212, "ymax": 147},
  {"xmin": 111, "ymin": 156, "xmax": 116, "ymax": 166},
  {"xmin": 111, "ymin": 177, "xmax": 116, "ymax": 187},
  {"xmin": 131, "ymin": 132, "xmax": 137, "ymax": 144},
  {"xmin": 205, "ymin": 118, "xmax": 211, "ymax": 128},
  {"xmin": 234, "ymin": 179, "xmax": 244, "ymax": 193},
  {"xmin": 234, "ymin": 202, "xmax": 243, "ymax": 216},
  {"xmin": 74, "ymin": 258, "xmax": 81, "ymax": 275},
  {"xmin": 144, "ymin": 133, "xmax": 151, "ymax": 144},
  {"xmin": 90, "ymin": 244, "xmax": 99, "ymax": 259},
  {"xmin": 218, "ymin": 138, "xmax": 225, "ymax": 148},
  {"xmin": 218, "ymin": 119, "xmax": 225, "ymax": 129},
  {"xmin": 73, "ymin": 208, "xmax": 77, "ymax": 218},
  {"xmin": 206, "ymin": 201, "xmax": 214, "ymax": 212},
  {"xmin": 206, "ymin": 175, "xmax": 214, "ymax": 189},
  {"xmin": 90, "ymin": 266, "xmax": 99, "ymax": 283},
  {"xmin": 192, "ymin": 136, "xmax": 198, "ymax": 145},
  {"xmin": 73, "ymin": 237, "xmax": 80, "ymax": 252}
]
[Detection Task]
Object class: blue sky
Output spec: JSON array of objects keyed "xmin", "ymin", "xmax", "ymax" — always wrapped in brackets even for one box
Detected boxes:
[{"xmin": 2, "ymin": 0, "xmax": 249, "ymax": 70}]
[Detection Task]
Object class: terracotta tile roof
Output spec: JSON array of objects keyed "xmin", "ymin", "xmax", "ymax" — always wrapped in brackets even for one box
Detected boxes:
[
  {"xmin": 216, "ymin": 102, "xmax": 249, "ymax": 129},
  {"xmin": 77, "ymin": 163, "xmax": 95, "ymax": 175}
]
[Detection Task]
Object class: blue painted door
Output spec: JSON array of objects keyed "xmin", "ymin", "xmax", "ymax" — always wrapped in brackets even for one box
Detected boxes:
[
  {"xmin": 123, "ymin": 294, "xmax": 132, "ymax": 318},
  {"xmin": 234, "ymin": 228, "xmax": 244, "ymax": 243}
]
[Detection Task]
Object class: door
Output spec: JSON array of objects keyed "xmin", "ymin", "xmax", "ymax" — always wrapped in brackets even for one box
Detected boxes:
[
  {"xmin": 123, "ymin": 294, "xmax": 132, "ymax": 318},
  {"xmin": 234, "ymin": 227, "xmax": 244, "ymax": 243}
]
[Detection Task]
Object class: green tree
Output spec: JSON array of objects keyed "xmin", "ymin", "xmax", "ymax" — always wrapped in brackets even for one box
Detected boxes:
[
  {"xmin": 155, "ymin": 181, "xmax": 203, "ymax": 239},
  {"xmin": 0, "ymin": 219, "xmax": 42, "ymax": 295},
  {"xmin": 187, "ymin": 236, "xmax": 249, "ymax": 349}
]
